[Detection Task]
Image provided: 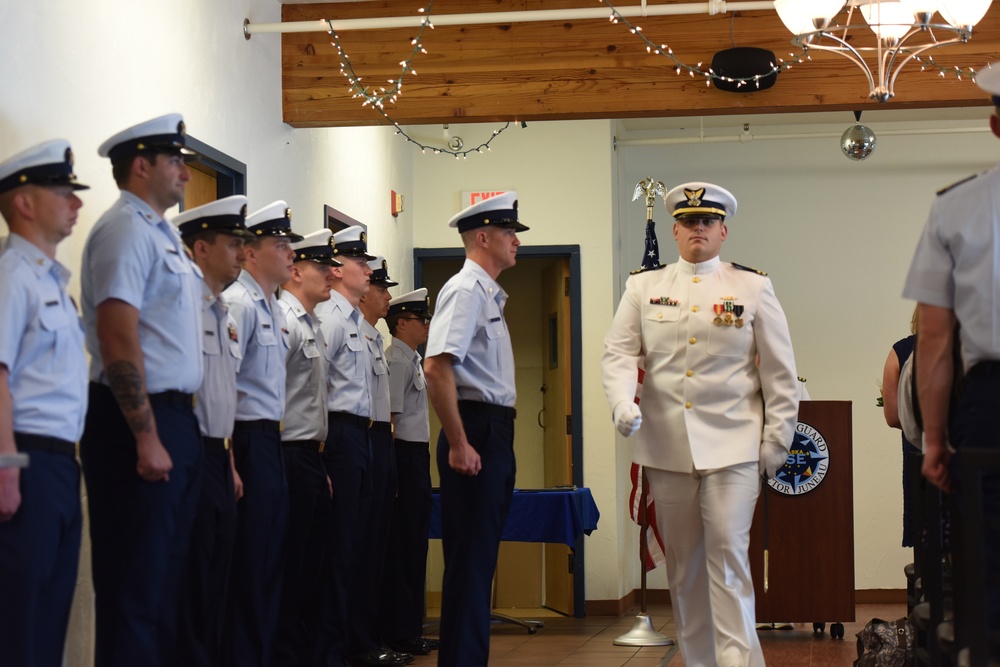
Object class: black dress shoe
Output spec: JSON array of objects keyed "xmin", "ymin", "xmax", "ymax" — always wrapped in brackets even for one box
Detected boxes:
[
  {"xmin": 347, "ymin": 649, "xmax": 409, "ymax": 667},
  {"xmin": 387, "ymin": 637, "xmax": 432, "ymax": 656},
  {"xmin": 384, "ymin": 647, "xmax": 414, "ymax": 664},
  {"xmin": 423, "ymin": 637, "xmax": 440, "ymax": 651}
]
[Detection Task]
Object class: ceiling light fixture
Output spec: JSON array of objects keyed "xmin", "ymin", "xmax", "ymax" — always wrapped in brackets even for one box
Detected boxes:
[{"xmin": 774, "ymin": 0, "xmax": 992, "ymax": 101}]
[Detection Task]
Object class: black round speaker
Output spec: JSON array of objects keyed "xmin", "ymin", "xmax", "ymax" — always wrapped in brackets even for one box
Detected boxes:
[{"xmin": 710, "ymin": 47, "xmax": 779, "ymax": 93}]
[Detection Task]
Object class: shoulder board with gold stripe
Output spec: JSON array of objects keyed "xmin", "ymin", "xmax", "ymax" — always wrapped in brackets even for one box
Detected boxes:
[
  {"xmin": 730, "ymin": 262, "xmax": 767, "ymax": 276},
  {"xmin": 798, "ymin": 376, "xmax": 807, "ymax": 383},
  {"xmin": 629, "ymin": 264, "xmax": 666, "ymax": 275},
  {"xmin": 936, "ymin": 172, "xmax": 979, "ymax": 196}
]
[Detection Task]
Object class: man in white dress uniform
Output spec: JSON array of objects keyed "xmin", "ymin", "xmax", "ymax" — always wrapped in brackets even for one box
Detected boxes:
[{"xmin": 602, "ymin": 182, "xmax": 799, "ymax": 667}]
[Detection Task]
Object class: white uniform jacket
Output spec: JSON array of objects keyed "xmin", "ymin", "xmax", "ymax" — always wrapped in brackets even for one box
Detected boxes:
[{"xmin": 603, "ymin": 256, "xmax": 799, "ymax": 472}]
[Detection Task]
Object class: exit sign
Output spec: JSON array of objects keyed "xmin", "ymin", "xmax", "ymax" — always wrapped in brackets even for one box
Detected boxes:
[{"xmin": 461, "ymin": 190, "xmax": 508, "ymax": 208}]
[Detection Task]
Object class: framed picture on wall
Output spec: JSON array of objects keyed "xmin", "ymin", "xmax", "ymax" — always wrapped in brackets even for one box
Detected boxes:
[{"xmin": 324, "ymin": 205, "xmax": 366, "ymax": 235}]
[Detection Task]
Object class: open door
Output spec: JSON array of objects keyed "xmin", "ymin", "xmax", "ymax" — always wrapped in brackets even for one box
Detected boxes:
[
  {"xmin": 185, "ymin": 165, "xmax": 218, "ymax": 209},
  {"xmin": 541, "ymin": 258, "xmax": 573, "ymax": 615}
]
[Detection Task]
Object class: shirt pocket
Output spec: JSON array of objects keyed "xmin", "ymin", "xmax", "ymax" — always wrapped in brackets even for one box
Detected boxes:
[
  {"xmin": 38, "ymin": 301, "xmax": 72, "ymax": 371},
  {"xmin": 346, "ymin": 334, "xmax": 365, "ymax": 378},
  {"xmin": 303, "ymin": 339, "xmax": 321, "ymax": 359},
  {"xmin": 414, "ymin": 368, "xmax": 426, "ymax": 391},
  {"xmin": 707, "ymin": 318, "xmax": 751, "ymax": 357},
  {"xmin": 162, "ymin": 247, "xmax": 192, "ymax": 278},
  {"xmin": 483, "ymin": 315, "xmax": 506, "ymax": 371},
  {"xmin": 257, "ymin": 326, "xmax": 277, "ymax": 347},
  {"xmin": 202, "ymin": 328, "xmax": 221, "ymax": 356},
  {"xmin": 641, "ymin": 306, "xmax": 680, "ymax": 354}
]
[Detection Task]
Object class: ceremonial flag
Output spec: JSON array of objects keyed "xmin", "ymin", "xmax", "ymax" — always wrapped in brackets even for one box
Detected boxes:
[{"xmin": 629, "ymin": 366, "xmax": 665, "ymax": 572}]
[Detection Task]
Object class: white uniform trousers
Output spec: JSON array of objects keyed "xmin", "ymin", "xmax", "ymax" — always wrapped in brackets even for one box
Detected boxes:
[{"xmin": 646, "ymin": 462, "xmax": 763, "ymax": 667}]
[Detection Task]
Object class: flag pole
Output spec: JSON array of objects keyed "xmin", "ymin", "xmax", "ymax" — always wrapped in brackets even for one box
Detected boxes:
[{"xmin": 613, "ymin": 467, "xmax": 675, "ymax": 647}]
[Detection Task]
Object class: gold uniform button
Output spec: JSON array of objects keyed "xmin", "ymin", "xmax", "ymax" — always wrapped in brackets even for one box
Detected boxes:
[
  {"xmin": 685, "ymin": 402, "xmax": 693, "ymax": 409},
  {"xmin": 689, "ymin": 337, "xmax": 697, "ymax": 344},
  {"xmin": 691, "ymin": 306, "xmax": 699, "ymax": 312},
  {"xmin": 692, "ymin": 277, "xmax": 701, "ymax": 283},
  {"xmin": 686, "ymin": 370, "xmax": 694, "ymax": 377},
  {"xmin": 657, "ymin": 313, "xmax": 663, "ymax": 320}
]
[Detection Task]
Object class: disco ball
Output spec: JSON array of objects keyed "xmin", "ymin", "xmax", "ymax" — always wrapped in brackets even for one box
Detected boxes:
[{"xmin": 841, "ymin": 123, "xmax": 877, "ymax": 161}]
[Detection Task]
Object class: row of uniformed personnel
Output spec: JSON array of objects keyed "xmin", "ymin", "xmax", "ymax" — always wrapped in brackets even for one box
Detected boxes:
[{"xmin": 0, "ymin": 113, "xmax": 440, "ymax": 667}]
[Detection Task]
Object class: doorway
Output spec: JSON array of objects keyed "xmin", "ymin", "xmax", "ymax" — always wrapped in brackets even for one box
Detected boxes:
[{"xmin": 414, "ymin": 244, "xmax": 586, "ymax": 617}]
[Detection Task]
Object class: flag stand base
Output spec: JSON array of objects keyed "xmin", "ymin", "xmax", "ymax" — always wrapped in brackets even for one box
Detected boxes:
[{"xmin": 613, "ymin": 613, "xmax": 675, "ymax": 647}]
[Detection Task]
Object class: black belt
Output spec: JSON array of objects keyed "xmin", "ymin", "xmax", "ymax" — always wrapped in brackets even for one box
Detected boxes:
[
  {"xmin": 148, "ymin": 390, "xmax": 195, "ymax": 410},
  {"xmin": 234, "ymin": 419, "xmax": 282, "ymax": 434},
  {"xmin": 371, "ymin": 421, "xmax": 392, "ymax": 434},
  {"xmin": 328, "ymin": 411, "xmax": 372, "ymax": 429},
  {"xmin": 394, "ymin": 438, "xmax": 429, "ymax": 448},
  {"xmin": 458, "ymin": 400, "xmax": 516, "ymax": 421},
  {"xmin": 283, "ymin": 439, "xmax": 325, "ymax": 453},
  {"xmin": 15, "ymin": 432, "xmax": 76, "ymax": 458},
  {"xmin": 968, "ymin": 360, "xmax": 1000, "ymax": 378},
  {"xmin": 203, "ymin": 437, "xmax": 232, "ymax": 451}
]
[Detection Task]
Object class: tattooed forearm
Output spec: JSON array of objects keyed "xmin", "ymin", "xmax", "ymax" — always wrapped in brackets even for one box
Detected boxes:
[
  {"xmin": 106, "ymin": 360, "xmax": 153, "ymax": 434},
  {"xmin": 125, "ymin": 409, "xmax": 154, "ymax": 435},
  {"xmin": 106, "ymin": 360, "xmax": 145, "ymax": 410}
]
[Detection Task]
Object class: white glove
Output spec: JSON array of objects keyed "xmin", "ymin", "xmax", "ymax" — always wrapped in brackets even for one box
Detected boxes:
[
  {"xmin": 613, "ymin": 401, "xmax": 642, "ymax": 437},
  {"xmin": 759, "ymin": 441, "xmax": 789, "ymax": 479}
]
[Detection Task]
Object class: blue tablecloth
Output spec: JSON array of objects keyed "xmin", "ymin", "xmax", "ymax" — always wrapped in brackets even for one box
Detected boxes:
[{"xmin": 430, "ymin": 487, "xmax": 600, "ymax": 548}]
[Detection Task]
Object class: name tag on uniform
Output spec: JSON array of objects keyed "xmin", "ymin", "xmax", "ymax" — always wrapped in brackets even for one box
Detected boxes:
[
  {"xmin": 489, "ymin": 317, "xmax": 501, "ymax": 323},
  {"xmin": 45, "ymin": 300, "xmax": 59, "ymax": 307}
]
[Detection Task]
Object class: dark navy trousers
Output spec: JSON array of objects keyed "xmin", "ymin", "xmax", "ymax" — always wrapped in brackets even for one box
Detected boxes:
[
  {"xmin": 80, "ymin": 383, "xmax": 203, "ymax": 667},
  {"xmin": 380, "ymin": 439, "xmax": 433, "ymax": 644},
  {"xmin": 948, "ymin": 367, "xmax": 1000, "ymax": 653},
  {"xmin": 224, "ymin": 424, "xmax": 289, "ymax": 667},
  {"xmin": 0, "ymin": 436, "xmax": 81, "ymax": 667},
  {"xmin": 273, "ymin": 443, "xmax": 332, "ymax": 667},
  {"xmin": 316, "ymin": 417, "xmax": 372, "ymax": 667},
  {"xmin": 349, "ymin": 426, "xmax": 398, "ymax": 655},
  {"xmin": 436, "ymin": 404, "xmax": 516, "ymax": 667},
  {"xmin": 173, "ymin": 440, "xmax": 238, "ymax": 667}
]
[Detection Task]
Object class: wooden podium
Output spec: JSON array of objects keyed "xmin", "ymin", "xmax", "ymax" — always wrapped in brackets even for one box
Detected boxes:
[{"xmin": 748, "ymin": 400, "xmax": 855, "ymax": 631}]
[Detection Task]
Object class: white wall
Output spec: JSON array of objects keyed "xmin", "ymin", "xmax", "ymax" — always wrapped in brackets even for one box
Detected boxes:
[{"xmin": 0, "ymin": 2, "xmax": 412, "ymax": 664}]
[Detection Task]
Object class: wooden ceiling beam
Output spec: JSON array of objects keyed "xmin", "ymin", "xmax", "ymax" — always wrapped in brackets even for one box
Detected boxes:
[{"xmin": 280, "ymin": 0, "xmax": 1000, "ymax": 128}]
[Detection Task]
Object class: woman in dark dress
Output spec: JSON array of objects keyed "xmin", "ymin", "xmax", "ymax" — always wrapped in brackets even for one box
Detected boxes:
[{"xmin": 882, "ymin": 307, "xmax": 920, "ymax": 547}]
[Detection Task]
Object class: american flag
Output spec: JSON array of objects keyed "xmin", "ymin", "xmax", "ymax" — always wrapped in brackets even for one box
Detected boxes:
[{"xmin": 630, "ymin": 366, "xmax": 666, "ymax": 572}]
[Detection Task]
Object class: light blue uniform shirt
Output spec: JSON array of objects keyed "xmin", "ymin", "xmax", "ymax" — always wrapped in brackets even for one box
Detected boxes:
[
  {"xmin": 316, "ymin": 290, "xmax": 371, "ymax": 418},
  {"xmin": 81, "ymin": 191, "xmax": 202, "ymax": 393},
  {"xmin": 0, "ymin": 234, "xmax": 88, "ymax": 442},
  {"xmin": 903, "ymin": 165, "xmax": 1000, "ymax": 371},
  {"xmin": 279, "ymin": 291, "xmax": 329, "ymax": 442},
  {"xmin": 425, "ymin": 258, "xmax": 516, "ymax": 407},
  {"xmin": 363, "ymin": 320, "xmax": 391, "ymax": 423},
  {"xmin": 223, "ymin": 270, "xmax": 288, "ymax": 422},
  {"xmin": 194, "ymin": 283, "xmax": 241, "ymax": 439},
  {"xmin": 386, "ymin": 340, "xmax": 429, "ymax": 442}
]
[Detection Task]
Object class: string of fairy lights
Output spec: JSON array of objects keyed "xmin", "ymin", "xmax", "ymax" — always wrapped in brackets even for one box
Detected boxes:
[
  {"xmin": 324, "ymin": 1, "xmax": 514, "ymax": 159},
  {"xmin": 322, "ymin": 0, "xmax": 987, "ymax": 157}
]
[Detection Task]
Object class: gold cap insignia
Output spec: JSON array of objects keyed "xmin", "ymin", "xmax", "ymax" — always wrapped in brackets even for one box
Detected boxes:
[{"xmin": 684, "ymin": 188, "xmax": 705, "ymax": 206}]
